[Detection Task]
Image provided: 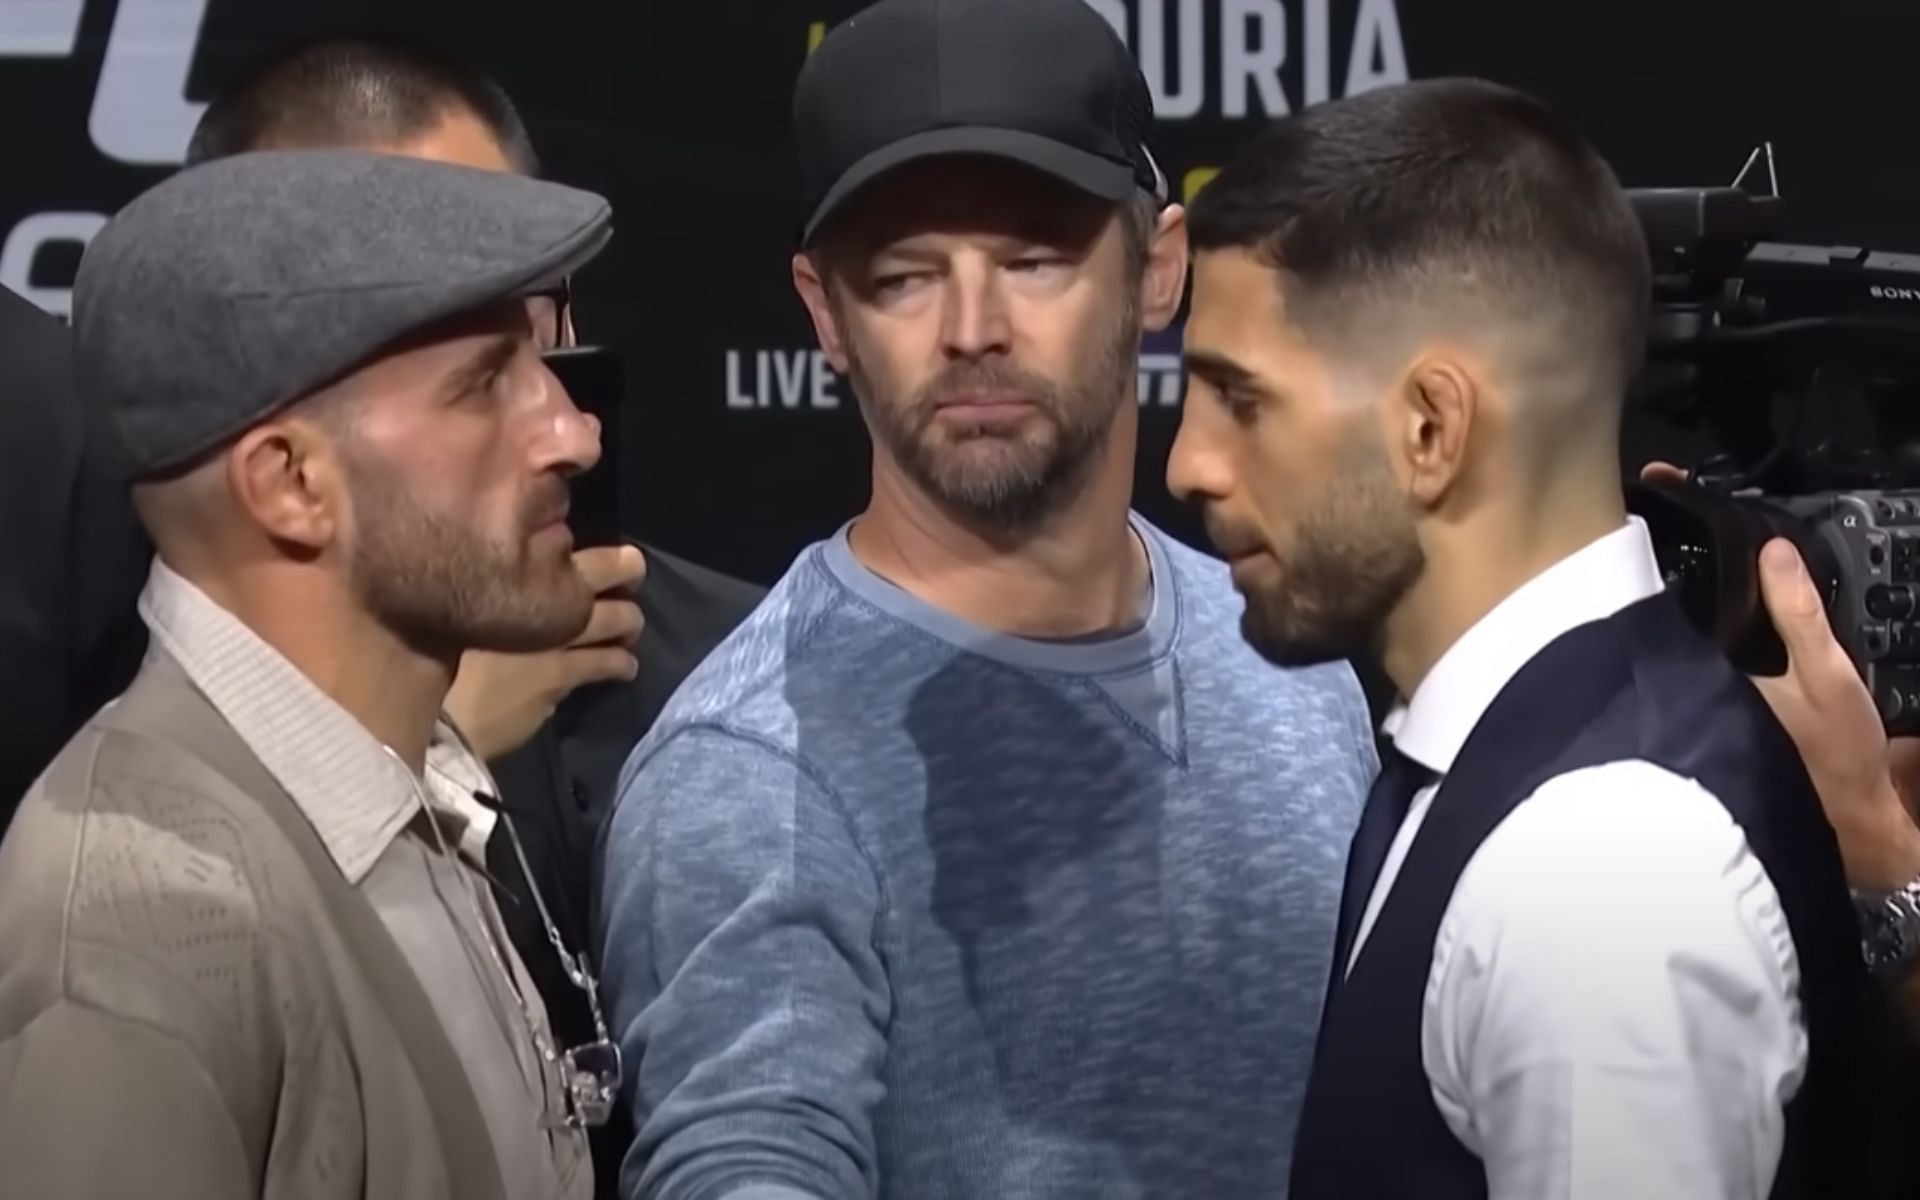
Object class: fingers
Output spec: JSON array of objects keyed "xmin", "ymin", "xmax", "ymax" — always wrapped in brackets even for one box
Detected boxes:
[
  {"xmin": 573, "ymin": 544, "xmax": 648, "ymax": 596},
  {"xmin": 559, "ymin": 644, "xmax": 640, "ymax": 689},
  {"xmin": 1755, "ymin": 537, "xmax": 1843, "ymax": 673},
  {"xmin": 1639, "ymin": 460, "xmax": 1689, "ymax": 485},
  {"xmin": 572, "ymin": 595, "xmax": 644, "ymax": 648}
]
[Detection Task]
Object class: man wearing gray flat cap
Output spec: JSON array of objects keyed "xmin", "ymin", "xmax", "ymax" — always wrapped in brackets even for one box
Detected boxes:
[{"xmin": 0, "ymin": 148, "xmax": 613, "ymax": 1200}]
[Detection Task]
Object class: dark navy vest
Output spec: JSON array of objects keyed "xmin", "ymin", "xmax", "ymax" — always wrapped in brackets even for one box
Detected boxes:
[{"xmin": 1288, "ymin": 593, "xmax": 1881, "ymax": 1200}]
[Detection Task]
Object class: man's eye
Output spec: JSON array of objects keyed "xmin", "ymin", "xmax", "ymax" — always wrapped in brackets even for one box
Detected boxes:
[
  {"xmin": 1223, "ymin": 388, "xmax": 1263, "ymax": 422},
  {"xmin": 1008, "ymin": 256, "xmax": 1068, "ymax": 273},
  {"xmin": 457, "ymin": 368, "xmax": 510, "ymax": 405},
  {"xmin": 872, "ymin": 270, "xmax": 931, "ymax": 295}
]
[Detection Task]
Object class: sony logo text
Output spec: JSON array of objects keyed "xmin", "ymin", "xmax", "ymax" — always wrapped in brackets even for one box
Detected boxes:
[{"xmin": 1870, "ymin": 285, "xmax": 1920, "ymax": 302}]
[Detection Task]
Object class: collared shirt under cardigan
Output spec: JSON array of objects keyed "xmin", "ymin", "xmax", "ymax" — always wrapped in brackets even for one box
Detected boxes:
[{"xmin": 140, "ymin": 559, "xmax": 591, "ymax": 1200}]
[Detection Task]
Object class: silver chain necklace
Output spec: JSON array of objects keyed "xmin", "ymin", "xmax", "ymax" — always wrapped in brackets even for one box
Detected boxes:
[{"xmin": 388, "ymin": 746, "xmax": 623, "ymax": 1130}]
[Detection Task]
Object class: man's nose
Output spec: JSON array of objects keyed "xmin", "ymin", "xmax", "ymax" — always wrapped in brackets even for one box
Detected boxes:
[
  {"xmin": 533, "ymin": 364, "xmax": 603, "ymax": 475},
  {"xmin": 1167, "ymin": 406, "xmax": 1230, "ymax": 504},
  {"xmin": 939, "ymin": 257, "xmax": 1013, "ymax": 360},
  {"xmin": 552, "ymin": 408, "xmax": 603, "ymax": 476},
  {"xmin": 1159, "ymin": 407, "xmax": 1205, "ymax": 499}
]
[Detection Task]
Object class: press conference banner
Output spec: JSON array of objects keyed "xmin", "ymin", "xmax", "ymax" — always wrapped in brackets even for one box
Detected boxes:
[{"xmin": 5, "ymin": 0, "xmax": 1917, "ymax": 583}]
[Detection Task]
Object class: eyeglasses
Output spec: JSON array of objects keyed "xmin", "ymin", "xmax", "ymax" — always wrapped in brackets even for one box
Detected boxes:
[
  {"xmin": 388, "ymin": 749, "xmax": 622, "ymax": 1133},
  {"xmin": 527, "ymin": 278, "xmax": 575, "ymax": 351}
]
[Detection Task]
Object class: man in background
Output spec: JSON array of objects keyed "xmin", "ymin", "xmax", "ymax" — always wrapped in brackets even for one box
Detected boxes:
[
  {"xmin": 0, "ymin": 284, "xmax": 148, "ymax": 817},
  {"xmin": 597, "ymin": 1, "xmax": 1377, "ymax": 1197},
  {"xmin": 177, "ymin": 32, "xmax": 768, "ymax": 1195}
]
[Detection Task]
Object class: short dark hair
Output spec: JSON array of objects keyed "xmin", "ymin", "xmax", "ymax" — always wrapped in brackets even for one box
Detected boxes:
[
  {"xmin": 185, "ymin": 31, "xmax": 539, "ymax": 175},
  {"xmin": 1190, "ymin": 78, "xmax": 1650, "ymax": 399}
]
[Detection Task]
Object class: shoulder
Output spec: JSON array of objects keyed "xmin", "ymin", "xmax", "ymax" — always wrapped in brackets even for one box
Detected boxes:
[
  {"xmin": 1480, "ymin": 760, "xmax": 1761, "ymax": 876},
  {"xmin": 612, "ymin": 724, "xmax": 868, "ymax": 858},
  {"xmin": 639, "ymin": 544, "xmax": 840, "ymax": 728},
  {"xmin": 624, "ymin": 541, "xmax": 943, "ymax": 788},
  {"xmin": 11, "ymin": 718, "xmax": 321, "ymax": 971},
  {"xmin": 0, "ymin": 719, "xmax": 324, "ymax": 1118},
  {"xmin": 600, "ymin": 723, "xmax": 886, "ymax": 942},
  {"xmin": 1436, "ymin": 760, "xmax": 1798, "ymax": 997}
]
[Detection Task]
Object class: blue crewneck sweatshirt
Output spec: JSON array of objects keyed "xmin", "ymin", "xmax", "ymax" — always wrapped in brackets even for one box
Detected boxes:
[{"xmin": 597, "ymin": 515, "xmax": 1376, "ymax": 1200}]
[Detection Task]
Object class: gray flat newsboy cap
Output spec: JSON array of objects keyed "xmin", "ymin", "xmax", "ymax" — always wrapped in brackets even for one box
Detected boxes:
[{"xmin": 73, "ymin": 148, "xmax": 614, "ymax": 479}]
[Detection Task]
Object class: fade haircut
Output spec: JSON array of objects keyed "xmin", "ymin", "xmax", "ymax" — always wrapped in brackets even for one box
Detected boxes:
[
  {"xmin": 1189, "ymin": 77, "xmax": 1651, "ymax": 409},
  {"xmin": 185, "ymin": 31, "xmax": 539, "ymax": 174}
]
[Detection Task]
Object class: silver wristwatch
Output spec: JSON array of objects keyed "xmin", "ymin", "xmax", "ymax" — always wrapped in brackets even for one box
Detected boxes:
[{"xmin": 1856, "ymin": 875, "xmax": 1920, "ymax": 981}]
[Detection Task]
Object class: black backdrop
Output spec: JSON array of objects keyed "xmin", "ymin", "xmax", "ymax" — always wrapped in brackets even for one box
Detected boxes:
[{"xmin": 7, "ymin": 0, "xmax": 1920, "ymax": 585}]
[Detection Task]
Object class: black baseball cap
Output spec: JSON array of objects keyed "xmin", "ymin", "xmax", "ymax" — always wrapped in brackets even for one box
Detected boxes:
[{"xmin": 793, "ymin": 0, "xmax": 1169, "ymax": 245}]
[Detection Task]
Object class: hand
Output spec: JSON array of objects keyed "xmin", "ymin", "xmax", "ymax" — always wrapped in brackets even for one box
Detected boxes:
[
  {"xmin": 1745, "ymin": 536, "xmax": 1920, "ymax": 888},
  {"xmin": 1640, "ymin": 462, "xmax": 1920, "ymax": 889},
  {"xmin": 445, "ymin": 544, "xmax": 646, "ymax": 762}
]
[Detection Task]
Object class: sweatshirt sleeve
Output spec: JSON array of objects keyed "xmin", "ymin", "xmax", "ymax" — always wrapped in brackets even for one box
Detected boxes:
[{"xmin": 598, "ymin": 727, "xmax": 891, "ymax": 1200}]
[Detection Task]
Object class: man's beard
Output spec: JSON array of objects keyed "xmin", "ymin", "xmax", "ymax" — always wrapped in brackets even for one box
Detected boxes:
[
  {"xmin": 341, "ymin": 451, "xmax": 592, "ymax": 658},
  {"xmin": 841, "ymin": 292, "xmax": 1140, "ymax": 532},
  {"xmin": 1225, "ymin": 430, "xmax": 1425, "ymax": 668}
]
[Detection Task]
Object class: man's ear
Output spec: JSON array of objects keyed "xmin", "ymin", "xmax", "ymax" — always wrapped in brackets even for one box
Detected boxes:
[
  {"xmin": 226, "ymin": 418, "xmax": 345, "ymax": 554},
  {"xmin": 1392, "ymin": 349, "xmax": 1480, "ymax": 509},
  {"xmin": 792, "ymin": 251, "xmax": 850, "ymax": 373},
  {"xmin": 1140, "ymin": 203, "xmax": 1191, "ymax": 334}
]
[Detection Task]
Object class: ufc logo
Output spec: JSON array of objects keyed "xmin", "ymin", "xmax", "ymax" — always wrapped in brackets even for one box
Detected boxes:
[
  {"xmin": 1, "ymin": 0, "xmax": 210, "ymax": 164},
  {"xmin": 0, "ymin": 0, "xmax": 207, "ymax": 315}
]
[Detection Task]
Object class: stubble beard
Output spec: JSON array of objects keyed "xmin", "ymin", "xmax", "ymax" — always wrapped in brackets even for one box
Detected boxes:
[
  {"xmin": 840, "ymin": 288, "xmax": 1142, "ymax": 534},
  {"xmin": 341, "ymin": 449, "xmax": 593, "ymax": 659},
  {"xmin": 1233, "ymin": 429, "xmax": 1426, "ymax": 668}
]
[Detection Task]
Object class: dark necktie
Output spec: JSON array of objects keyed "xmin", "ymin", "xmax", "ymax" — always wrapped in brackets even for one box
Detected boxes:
[{"xmin": 1328, "ymin": 744, "xmax": 1437, "ymax": 991}]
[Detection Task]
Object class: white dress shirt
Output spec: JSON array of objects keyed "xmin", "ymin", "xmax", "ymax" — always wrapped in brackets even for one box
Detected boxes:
[{"xmin": 1350, "ymin": 518, "xmax": 1808, "ymax": 1200}]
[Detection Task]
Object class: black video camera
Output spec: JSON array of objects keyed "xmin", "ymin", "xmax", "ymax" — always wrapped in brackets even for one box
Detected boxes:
[{"xmin": 1628, "ymin": 185, "xmax": 1920, "ymax": 732}]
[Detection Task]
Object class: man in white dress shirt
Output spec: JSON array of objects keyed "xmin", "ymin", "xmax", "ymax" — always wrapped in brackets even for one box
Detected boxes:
[{"xmin": 1168, "ymin": 78, "xmax": 1879, "ymax": 1199}]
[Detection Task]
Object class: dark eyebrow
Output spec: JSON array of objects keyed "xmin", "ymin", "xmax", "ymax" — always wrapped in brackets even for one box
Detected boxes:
[
  {"xmin": 1182, "ymin": 348, "xmax": 1272, "ymax": 397},
  {"xmin": 441, "ymin": 334, "xmax": 519, "ymax": 400},
  {"xmin": 869, "ymin": 243, "xmax": 947, "ymax": 266}
]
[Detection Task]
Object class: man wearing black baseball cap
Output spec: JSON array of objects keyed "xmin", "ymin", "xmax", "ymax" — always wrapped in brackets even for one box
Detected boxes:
[
  {"xmin": 0, "ymin": 148, "xmax": 614, "ymax": 1199},
  {"xmin": 597, "ymin": 1, "xmax": 1377, "ymax": 1197}
]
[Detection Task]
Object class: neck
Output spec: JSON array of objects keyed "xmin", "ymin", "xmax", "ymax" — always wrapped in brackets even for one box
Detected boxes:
[
  {"xmin": 850, "ymin": 412, "xmax": 1147, "ymax": 638},
  {"xmin": 1379, "ymin": 476, "xmax": 1628, "ymax": 703},
  {"xmin": 189, "ymin": 560, "xmax": 457, "ymax": 774}
]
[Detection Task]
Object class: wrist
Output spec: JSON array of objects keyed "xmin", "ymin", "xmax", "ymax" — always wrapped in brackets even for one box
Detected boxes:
[{"xmin": 1849, "ymin": 786, "xmax": 1920, "ymax": 893}]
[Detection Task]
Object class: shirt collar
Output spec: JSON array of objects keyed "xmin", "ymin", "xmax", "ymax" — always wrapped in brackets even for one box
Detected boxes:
[
  {"xmin": 1383, "ymin": 517, "xmax": 1666, "ymax": 777},
  {"xmin": 139, "ymin": 559, "xmax": 499, "ymax": 884}
]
